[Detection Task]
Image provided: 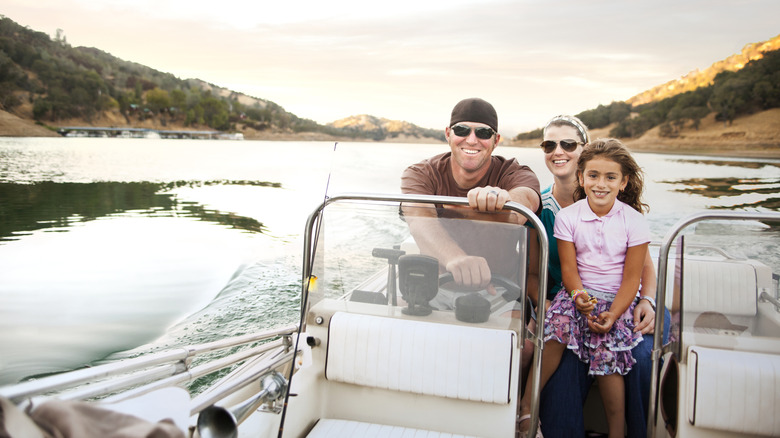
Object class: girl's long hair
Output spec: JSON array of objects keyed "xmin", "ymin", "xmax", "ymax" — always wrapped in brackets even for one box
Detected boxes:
[{"xmin": 574, "ymin": 138, "xmax": 649, "ymax": 213}]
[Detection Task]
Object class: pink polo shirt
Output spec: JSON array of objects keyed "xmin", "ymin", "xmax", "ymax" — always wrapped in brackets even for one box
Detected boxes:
[{"xmin": 553, "ymin": 198, "xmax": 650, "ymax": 294}]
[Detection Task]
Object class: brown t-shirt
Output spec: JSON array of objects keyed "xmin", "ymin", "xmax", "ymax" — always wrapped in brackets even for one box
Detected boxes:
[
  {"xmin": 401, "ymin": 152, "xmax": 541, "ymax": 205},
  {"xmin": 400, "ymin": 152, "xmax": 540, "ymax": 281}
]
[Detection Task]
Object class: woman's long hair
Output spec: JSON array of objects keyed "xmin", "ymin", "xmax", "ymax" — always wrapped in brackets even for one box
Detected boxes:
[{"xmin": 574, "ymin": 138, "xmax": 649, "ymax": 213}]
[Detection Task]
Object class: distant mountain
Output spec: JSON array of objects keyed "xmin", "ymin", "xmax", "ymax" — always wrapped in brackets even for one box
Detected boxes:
[
  {"xmin": 627, "ymin": 34, "xmax": 780, "ymax": 106},
  {"xmin": 329, "ymin": 114, "xmax": 445, "ymax": 142}
]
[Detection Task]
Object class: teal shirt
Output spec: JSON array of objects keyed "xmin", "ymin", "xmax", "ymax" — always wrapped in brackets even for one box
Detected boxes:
[{"xmin": 540, "ymin": 185, "xmax": 563, "ymax": 300}]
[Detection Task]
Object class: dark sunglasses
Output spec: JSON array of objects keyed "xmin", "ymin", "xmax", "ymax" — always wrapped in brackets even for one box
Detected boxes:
[
  {"xmin": 451, "ymin": 124, "xmax": 496, "ymax": 140},
  {"xmin": 540, "ymin": 139, "xmax": 583, "ymax": 154}
]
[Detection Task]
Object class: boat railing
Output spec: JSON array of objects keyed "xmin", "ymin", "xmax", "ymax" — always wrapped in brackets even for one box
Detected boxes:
[
  {"xmin": 649, "ymin": 240, "xmax": 743, "ymax": 260},
  {"xmin": 301, "ymin": 192, "xmax": 550, "ymax": 436},
  {"xmin": 0, "ymin": 324, "xmax": 298, "ymax": 411},
  {"xmin": 647, "ymin": 210, "xmax": 780, "ymax": 438},
  {"xmin": 760, "ymin": 287, "xmax": 780, "ymax": 312}
]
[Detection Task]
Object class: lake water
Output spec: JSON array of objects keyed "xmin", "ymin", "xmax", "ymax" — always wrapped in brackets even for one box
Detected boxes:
[{"xmin": 1, "ymin": 137, "xmax": 779, "ymax": 384}]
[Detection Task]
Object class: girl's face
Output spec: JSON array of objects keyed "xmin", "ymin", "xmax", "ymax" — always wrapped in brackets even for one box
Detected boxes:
[
  {"xmin": 578, "ymin": 157, "xmax": 628, "ymax": 216},
  {"xmin": 542, "ymin": 125, "xmax": 584, "ymax": 181}
]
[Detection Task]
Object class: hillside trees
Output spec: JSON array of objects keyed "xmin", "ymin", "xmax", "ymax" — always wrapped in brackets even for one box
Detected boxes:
[
  {"xmin": 199, "ymin": 95, "xmax": 230, "ymax": 131},
  {"xmin": 616, "ymin": 49, "xmax": 780, "ymax": 135},
  {"xmin": 30, "ymin": 58, "xmax": 112, "ymax": 120},
  {"xmin": 0, "ymin": 16, "xmax": 320, "ymax": 133},
  {"xmin": 515, "ymin": 48, "xmax": 780, "ymax": 140},
  {"xmin": 710, "ymin": 49, "xmax": 780, "ymax": 125},
  {"xmin": 145, "ymin": 88, "xmax": 170, "ymax": 114},
  {"xmin": 170, "ymin": 89, "xmax": 186, "ymax": 112},
  {"xmin": 0, "ymin": 16, "xmax": 531, "ymax": 141},
  {"xmin": 0, "ymin": 51, "xmax": 25, "ymax": 110},
  {"xmin": 576, "ymin": 102, "xmax": 632, "ymax": 130}
]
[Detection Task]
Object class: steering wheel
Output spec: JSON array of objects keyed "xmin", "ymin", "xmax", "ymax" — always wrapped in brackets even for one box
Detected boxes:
[{"xmin": 438, "ymin": 272, "xmax": 523, "ymax": 302}]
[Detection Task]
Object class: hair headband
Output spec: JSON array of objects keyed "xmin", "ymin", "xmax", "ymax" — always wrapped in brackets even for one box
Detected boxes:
[{"xmin": 546, "ymin": 115, "xmax": 589, "ymax": 144}]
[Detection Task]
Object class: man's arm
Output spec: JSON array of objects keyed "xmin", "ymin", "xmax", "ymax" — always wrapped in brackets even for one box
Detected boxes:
[
  {"xmin": 509, "ymin": 186, "xmax": 541, "ymax": 215},
  {"xmin": 401, "ymin": 203, "xmax": 491, "ymax": 288}
]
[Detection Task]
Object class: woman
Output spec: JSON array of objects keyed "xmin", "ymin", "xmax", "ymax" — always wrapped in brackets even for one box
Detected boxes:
[{"xmin": 528, "ymin": 115, "xmax": 667, "ymax": 438}]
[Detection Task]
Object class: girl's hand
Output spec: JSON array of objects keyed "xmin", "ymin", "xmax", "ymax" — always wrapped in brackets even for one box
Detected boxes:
[
  {"xmin": 573, "ymin": 293, "xmax": 595, "ymax": 315},
  {"xmin": 588, "ymin": 311, "xmax": 617, "ymax": 333}
]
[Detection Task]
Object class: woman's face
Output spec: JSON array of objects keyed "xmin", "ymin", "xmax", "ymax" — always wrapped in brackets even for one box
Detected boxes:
[{"xmin": 542, "ymin": 125, "xmax": 584, "ymax": 181}]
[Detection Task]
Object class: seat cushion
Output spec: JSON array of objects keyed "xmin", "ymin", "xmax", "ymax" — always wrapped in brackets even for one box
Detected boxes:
[
  {"xmin": 683, "ymin": 259, "xmax": 757, "ymax": 316},
  {"xmin": 325, "ymin": 312, "xmax": 515, "ymax": 404},
  {"xmin": 307, "ymin": 418, "xmax": 479, "ymax": 438},
  {"xmin": 688, "ymin": 346, "xmax": 780, "ymax": 435}
]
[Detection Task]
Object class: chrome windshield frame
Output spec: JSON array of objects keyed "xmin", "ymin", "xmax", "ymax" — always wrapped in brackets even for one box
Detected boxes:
[
  {"xmin": 647, "ymin": 210, "xmax": 780, "ymax": 438},
  {"xmin": 300, "ymin": 192, "xmax": 550, "ymax": 435}
]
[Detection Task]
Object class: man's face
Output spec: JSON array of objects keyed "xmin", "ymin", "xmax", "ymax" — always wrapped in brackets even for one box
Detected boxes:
[{"xmin": 445, "ymin": 122, "xmax": 499, "ymax": 175}]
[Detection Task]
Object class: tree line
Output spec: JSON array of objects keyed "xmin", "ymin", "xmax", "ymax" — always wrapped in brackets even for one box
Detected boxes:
[
  {"xmin": 0, "ymin": 16, "xmax": 442, "ymax": 141},
  {"xmin": 515, "ymin": 48, "xmax": 780, "ymax": 141}
]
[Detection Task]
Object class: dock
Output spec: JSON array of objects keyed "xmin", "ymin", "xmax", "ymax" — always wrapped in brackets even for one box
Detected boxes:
[{"xmin": 56, "ymin": 127, "xmax": 243, "ymax": 140}]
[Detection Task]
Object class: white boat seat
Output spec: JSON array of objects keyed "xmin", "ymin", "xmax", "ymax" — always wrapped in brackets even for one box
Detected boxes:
[
  {"xmin": 324, "ymin": 312, "xmax": 515, "ymax": 404},
  {"xmin": 682, "ymin": 259, "xmax": 757, "ymax": 316},
  {"xmin": 687, "ymin": 346, "xmax": 780, "ymax": 436},
  {"xmin": 307, "ymin": 418, "xmax": 478, "ymax": 438}
]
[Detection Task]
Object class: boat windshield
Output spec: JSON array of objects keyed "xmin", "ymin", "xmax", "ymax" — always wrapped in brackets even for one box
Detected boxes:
[{"xmin": 303, "ymin": 195, "xmax": 541, "ymax": 333}]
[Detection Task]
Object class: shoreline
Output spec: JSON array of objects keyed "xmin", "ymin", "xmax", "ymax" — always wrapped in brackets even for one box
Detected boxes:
[
  {"xmin": 507, "ymin": 108, "xmax": 780, "ymax": 159},
  {"xmin": 1, "ymin": 109, "xmax": 778, "ymax": 159},
  {"xmin": 504, "ymin": 143, "xmax": 780, "ymax": 160}
]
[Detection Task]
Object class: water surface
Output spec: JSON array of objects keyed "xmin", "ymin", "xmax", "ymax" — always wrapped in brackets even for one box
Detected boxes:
[{"xmin": 1, "ymin": 137, "xmax": 778, "ymax": 384}]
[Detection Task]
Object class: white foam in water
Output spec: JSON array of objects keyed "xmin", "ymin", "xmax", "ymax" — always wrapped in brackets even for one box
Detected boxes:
[{"xmin": 0, "ymin": 215, "xmax": 251, "ymax": 384}]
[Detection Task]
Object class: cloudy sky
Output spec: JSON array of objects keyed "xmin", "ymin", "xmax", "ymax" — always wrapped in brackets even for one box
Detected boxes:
[{"xmin": 4, "ymin": 0, "xmax": 779, "ymax": 135}]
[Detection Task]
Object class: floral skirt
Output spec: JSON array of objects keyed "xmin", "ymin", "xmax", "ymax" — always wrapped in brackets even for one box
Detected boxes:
[{"xmin": 544, "ymin": 287, "xmax": 643, "ymax": 376}]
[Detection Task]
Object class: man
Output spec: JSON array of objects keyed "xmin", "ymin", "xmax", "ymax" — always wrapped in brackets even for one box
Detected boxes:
[{"xmin": 400, "ymin": 97, "xmax": 541, "ymax": 297}]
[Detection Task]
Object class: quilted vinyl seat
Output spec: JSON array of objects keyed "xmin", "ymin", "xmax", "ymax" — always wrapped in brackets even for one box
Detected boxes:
[
  {"xmin": 324, "ymin": 312, "xmax": 514, "ymax": 404},
  {"xmin": 682, "ymin": 259, "xmax": 757, "ymax": 316},
  {"xmin": 688, "ymin": 346, "xmax": 780, "ymax": 436},
  {"xmin": 308, "ymin": 311, "xmax": 517, "ymax": 437},
  {"xmin": 307, "ymin": 419, "xmax": 479, "ymax": 438}
]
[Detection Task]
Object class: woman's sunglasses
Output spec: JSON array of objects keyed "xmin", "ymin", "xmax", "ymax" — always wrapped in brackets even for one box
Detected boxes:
[
  {"xmin": 540, "ymin": 139, "xmax": 583, "ymax": 154},
  {"xmin": 451, "ymin": 124, "xmax": 496, "ymax": 140}
]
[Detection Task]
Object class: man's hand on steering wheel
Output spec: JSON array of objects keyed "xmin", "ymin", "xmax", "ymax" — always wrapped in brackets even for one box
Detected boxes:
[
  {"xmin": 439, "ymin": 264, "xmax": 523, "ymax": 302},
  {"xmin": 444, "ymin": 255, "xmax": 491, "ymax": 289}
]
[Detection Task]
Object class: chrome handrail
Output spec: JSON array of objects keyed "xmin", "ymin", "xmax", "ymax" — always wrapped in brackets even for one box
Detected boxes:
[
  {"xmin": 647, "ymin": 210, "xmax": 780, "ymax": 438},
  {"xmin": 301, "ymin": 192, "xmax": 549, "ymax": 437},
  {"xmin": 104, "ymin": 338, "xmax": 290, "ymax": 404},
  {"xmin": 759, "ymin": 291, "xmax": 780, "ymax": 311},
  {"xmin": 190, "ymin": 349, "xmax": 296, "ymax": 415},
  {"xmin": 0, "ymin": 324, "xmax": 297, "ymax": 404}
]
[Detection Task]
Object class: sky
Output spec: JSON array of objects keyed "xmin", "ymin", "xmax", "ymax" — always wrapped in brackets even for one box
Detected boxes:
[{"xmin": 3, "ymin": 0, "xmax": 780, "ymax": 136}]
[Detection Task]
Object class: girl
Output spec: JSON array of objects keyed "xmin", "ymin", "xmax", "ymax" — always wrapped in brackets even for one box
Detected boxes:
[{"xmin": 519, "ymin": 138, "xmax": 650, "ymax": 438}]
